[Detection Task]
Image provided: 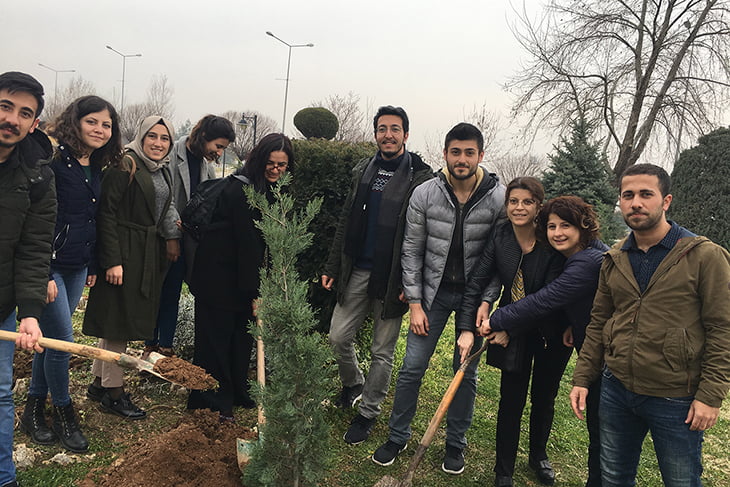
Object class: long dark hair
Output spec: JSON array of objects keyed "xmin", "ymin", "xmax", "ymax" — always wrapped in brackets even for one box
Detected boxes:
[
  {"xmin": 187, "ymin": 115, "xmax": 236, "ymax": 157},
  {"xmin": 238, "ymin": 133, "xmax": 294, "ymax": 193},
  {"xmin": 49, "ymin": 95, "xmax": 123, "ymax": 167}
]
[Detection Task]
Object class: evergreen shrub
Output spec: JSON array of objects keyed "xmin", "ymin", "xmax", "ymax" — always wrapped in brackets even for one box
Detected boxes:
[{"xmin": 294, "ymin": 107, "xmax": 339, "ymax": 140}]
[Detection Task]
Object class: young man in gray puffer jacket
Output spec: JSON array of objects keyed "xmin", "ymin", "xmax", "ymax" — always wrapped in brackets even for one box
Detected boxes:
[{"xmin": 372, "ymin": 122, "xmax": 505, "ymax": 475}]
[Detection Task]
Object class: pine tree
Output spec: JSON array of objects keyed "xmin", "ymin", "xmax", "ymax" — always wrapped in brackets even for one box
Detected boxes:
[
  {"xmin": 243, "ymin": 174, "xmax": 336, "ymax": 487},
  {"xmin": 670, "ymin": 127, "xmax": 730, "ymax": 250},
  {"xmin": 542, "ymin": 119, "xmax": 626, "ymax": 242}
]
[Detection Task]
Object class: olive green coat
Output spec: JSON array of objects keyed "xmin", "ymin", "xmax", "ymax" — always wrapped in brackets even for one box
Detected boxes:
[{"xmin": 83, "ymin": 152, "xmax": 175, "ymax": 341}]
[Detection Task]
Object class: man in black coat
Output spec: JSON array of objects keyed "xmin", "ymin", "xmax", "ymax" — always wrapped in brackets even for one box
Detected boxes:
[{"xmin": 0, "ymin": 71, "xmax": 56, "ymax": 487}]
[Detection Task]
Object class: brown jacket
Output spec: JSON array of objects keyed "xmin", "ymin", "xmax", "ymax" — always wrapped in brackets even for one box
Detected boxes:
[{"xmin": 573, "ymin": 235, "xmax": 730, "ymax": 408}]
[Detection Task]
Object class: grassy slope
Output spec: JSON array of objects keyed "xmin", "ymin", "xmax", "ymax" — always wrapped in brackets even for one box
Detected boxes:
[{"xmin": 16, "ymin": 313, "xmax": 730, "ymax": 486}]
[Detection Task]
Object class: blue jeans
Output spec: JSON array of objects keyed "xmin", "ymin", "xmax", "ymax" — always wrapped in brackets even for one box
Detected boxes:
[
  {"xmin": 600, "ymin": 368, "xmax": 704, "ymax": 487},
  {"xmin": 1, "ymin": 311, "xmax": 17, "ymax": 485},
  {"xmin": 388, "ymin": 285, "xmax": 481, "ymax": 449},
  {"xmin": 29, "ymin": 268, "xmax": 86, "ymax": 406},
  {"xmin": 148, "ymin": 252, "xmax": 186, "ymax": 348}
]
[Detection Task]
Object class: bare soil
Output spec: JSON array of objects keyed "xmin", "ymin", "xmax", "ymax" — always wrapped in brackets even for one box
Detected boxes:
[
  {"xmin": 79, "ymin": 410, "xmax": 256, "ymax": 487},
  {"xmin": 153, "ymin": 356, "xmax": 218, "ymax": 390}
]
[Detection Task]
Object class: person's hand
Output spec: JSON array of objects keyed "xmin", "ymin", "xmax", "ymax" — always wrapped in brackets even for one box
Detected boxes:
[
  {"xmin": 409, "ymin": 303, "xmax": 429, "ymax": 336},
  {"xmin": 475, "ymin": 302, "xmax": 491, "ymax": 336},
  {"xmin": 486, "ymin": 330, "xmax": 509, "ymax": 347},
  {"xmin": 17, "ymin": 317, "xmax": 43, "ymax": 352},
  {"xmin": 86, "ymin": 274, "xmax": 97, "ymax": 288},
  {"xmin": 46, "ymin": 280, "xmax": 58, "ymax": 304},
  {"xmin": 563, "ymin": 326, "xmax": 574, "ymax": 348},
  {"xmin": 685, "ymin": 399, "xmax": 720, "ymax": 431},
  {"xmin": 321, "ymin": 275, "xmax": 334, "ymax": 291},
  {"xmin": 106, "ymin": 265, "xmax": 123, "ymax": 285},
  {"xmin": 398, "ymin": 290, "xmax": 407, "ymax": 303},
  {"xmin": 175, "ymin": 219, "xmax": 183, "ymax": 231},
  {"xmin": 570, "ymin": 386, "xmax": 589, "ymax": 420},
  {"xmin": 457, "ymin": 331, "xmax": 474, "ymax": 363},
  {"xmin": 166, "ymin": 239, "xmax": 181, "ymax": 262},
  {"xmin": 252, "ymin": 299, "xmax": 260, "ymax": 318}
]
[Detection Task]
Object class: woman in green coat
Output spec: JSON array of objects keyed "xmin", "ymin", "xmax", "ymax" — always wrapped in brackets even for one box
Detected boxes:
[{"xmin": 83, "ymin": 116, "xmax": 180, "ymax": 419}]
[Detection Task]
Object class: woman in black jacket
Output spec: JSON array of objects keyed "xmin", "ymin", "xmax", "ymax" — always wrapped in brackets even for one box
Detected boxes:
[
  {"xmin": 485, "ymin": 196, "xmax": 609, "ymax": 487},
  {"xmin": 457, "ymin": 177, "xmax": 570, "ymax": 487},
  {"xmin": 21, "ymin": 96, "xmax": 122, "ymax": 453},
  {"xmin": 187, "ymin": 133, "xmax": 293, "ymax": 421}
]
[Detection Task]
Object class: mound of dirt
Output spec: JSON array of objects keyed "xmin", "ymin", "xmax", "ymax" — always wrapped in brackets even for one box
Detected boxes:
[{"xmin": 80, "ymin": 409, "xmax": 256, "ymax": 487}]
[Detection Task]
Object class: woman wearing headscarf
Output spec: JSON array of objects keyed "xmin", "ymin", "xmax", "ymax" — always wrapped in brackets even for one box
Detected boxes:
[{"xmin": 83, "ymin": 116, "xmax": 179, "ymax": 420}]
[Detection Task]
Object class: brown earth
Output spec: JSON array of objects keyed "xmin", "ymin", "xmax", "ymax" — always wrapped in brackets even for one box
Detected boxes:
[
  {"xmin": 79, "ymin": 409, "xmax": 256, "ymax": 487},
  {"xmin": 153, "ymin": 356, "xmax": 218, "ymax": 390}
]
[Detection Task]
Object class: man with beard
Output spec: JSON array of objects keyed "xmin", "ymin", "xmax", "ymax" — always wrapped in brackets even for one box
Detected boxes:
[
  {"xmin": 0, "ymin": 71, "xmax": 56, "ymax": 487},
  {"xmin": 571, "ymin": 164, "xmax": 730, "ymax": 486},
  {"xmin": 322, "ymin": 106, "xmax": 433, "ymax": 444},
  {"xmin": 372, "ymin": 122, "xmax": 505, "ymax": 474},
  {"xmin": 146, "ymin": 115, "xmax": 235, "ymax": 359}
]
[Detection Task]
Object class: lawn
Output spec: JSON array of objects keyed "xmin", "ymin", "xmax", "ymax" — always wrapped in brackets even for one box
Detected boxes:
[{"xmin": 13, "ymin": 308, "xmax": 730, "ymax": 486}]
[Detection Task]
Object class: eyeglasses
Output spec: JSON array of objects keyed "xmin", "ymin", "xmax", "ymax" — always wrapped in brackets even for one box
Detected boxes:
[{"xmin": 266, "ymin": 161, "xmax": 288, "ymax": 170}]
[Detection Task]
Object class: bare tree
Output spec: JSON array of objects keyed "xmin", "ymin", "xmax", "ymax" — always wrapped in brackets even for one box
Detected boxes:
[
  {"xmin": 118, "ymin": 75, "xmax": 175, "ymax": 143},
  {"xmin": 507, "ymin": 0, "xmax": 730, "ymax": 178},
  {"xmin": 220, "ymin": 110, "xmax": 279, "ymax": 160},
  {"xmin": 311, "ymin": 92, "xmax": 370, "ymax": 142},
  {"xmin": 43, "ymin": 76, "xmax": 97, "ymax": 123},
  {"xmin": 489, "ymin": 152, "xmax": 546, "ymax": 183}
]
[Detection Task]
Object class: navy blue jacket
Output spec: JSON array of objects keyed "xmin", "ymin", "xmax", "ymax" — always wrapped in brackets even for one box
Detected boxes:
[
  {"xmin": 49, "ymin": 144, "xmax": 102, "ymax": 275},
  {"xmin": 488, "ymin": 239, "xmax": 609, "ymax": 350}
]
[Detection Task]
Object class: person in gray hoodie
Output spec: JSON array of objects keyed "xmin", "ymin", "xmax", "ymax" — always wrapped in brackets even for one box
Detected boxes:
[{"xmin": 372, "ymin": 122, "xmax": 505, "ymax": 475}]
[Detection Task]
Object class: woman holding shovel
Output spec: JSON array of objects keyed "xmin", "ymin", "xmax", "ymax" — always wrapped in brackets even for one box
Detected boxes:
[
  {"xmin": 187, "ymin": 133, "xmax": 293, "ymax": 422},
  {"xmin": 457, "ymin": 177, "xmax": 571, "ymax": 487},
  {"xmin": 83, "ymin": 116, "xmax": 179, "ymax": 420},
  {"xmin": 20, "ymin": 96, "xmax": 122, "ymax": 453}
]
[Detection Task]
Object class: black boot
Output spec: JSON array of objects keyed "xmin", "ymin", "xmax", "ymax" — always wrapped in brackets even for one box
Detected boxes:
[
  {"xmin": 52, "ymin": 402, "xmax": 89, "ymax": 453},
  {"xmin": 20, "ymin": 395, "xmax": 57, "ymax": 445}
]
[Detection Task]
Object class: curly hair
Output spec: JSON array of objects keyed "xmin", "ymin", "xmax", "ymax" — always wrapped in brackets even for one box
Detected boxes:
[
  {"xmin": 537, "ymin": 195, "xmax": 601, "ymax": 250},
  {"xmin": 48, "ymin": 95, "xmax": 123, "ymax": 167}
]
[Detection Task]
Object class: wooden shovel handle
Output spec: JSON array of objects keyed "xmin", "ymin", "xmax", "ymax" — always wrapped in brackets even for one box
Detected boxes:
[
  {"xmin": 256, "ymin": 318, "xmax": 266, "ymax": 427},
  {"xmin": 0, "ymin": 330, "xmax": 122, "ymax": 363}
]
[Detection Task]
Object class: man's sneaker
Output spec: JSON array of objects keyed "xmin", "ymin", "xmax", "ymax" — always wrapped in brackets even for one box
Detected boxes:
[
  {"xmin": 372, "ymin": 440, "xmax": 407, "ymax": 466},
  {"xmin": 442, "ymin": 444, "xmax": 465, "ymax": 474},
  {"xmin": 335, "ymin": 383, "xmax": 364, "ymax": 409},
  {"xmin": 343, "ymin": 413, "xmax": 375, "ymax": 445}
]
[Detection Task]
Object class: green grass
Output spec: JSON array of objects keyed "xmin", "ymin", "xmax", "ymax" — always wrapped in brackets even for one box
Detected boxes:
[{"xmin": 14, "ymin": 310, "xmax": 730, "ymax": 486}]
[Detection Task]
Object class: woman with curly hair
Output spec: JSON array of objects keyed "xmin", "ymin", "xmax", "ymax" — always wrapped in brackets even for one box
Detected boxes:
[
  {"xmin": 483, "ymin": 195, "xmax": 610, "ymax": 486},
  {"xmin": 20, "ymin": 96, "xmax": 122, "ymax": 453},
  {"xmin": 83, "ymin": 116, "xmax": 179, "ymax": 420}
]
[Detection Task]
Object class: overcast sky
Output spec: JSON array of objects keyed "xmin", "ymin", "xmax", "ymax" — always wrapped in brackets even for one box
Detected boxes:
[{"xmin": 3, "ymin": 0, "xmax": 548, "ymax": 158}]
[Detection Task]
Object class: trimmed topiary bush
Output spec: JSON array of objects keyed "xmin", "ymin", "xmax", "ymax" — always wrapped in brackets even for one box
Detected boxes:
[{"xmin": 294, "ymin": 107, "xmax": 339, "ymax": 140}]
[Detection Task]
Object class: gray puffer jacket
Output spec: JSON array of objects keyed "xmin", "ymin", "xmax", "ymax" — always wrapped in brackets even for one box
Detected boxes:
[{"xmin": 401, "ymin": 166, "xmax": 505, "ymax": 309}]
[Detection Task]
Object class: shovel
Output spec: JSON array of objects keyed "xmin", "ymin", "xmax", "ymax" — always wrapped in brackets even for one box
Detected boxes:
[
  {"xmin": 1, "ymin": 330, "xmax": 192, "ymax": 388},
  {"xmin": 374, "ymin": 340, "xmax": 489, "ymax": 487},
  {"xmin": 237, "ymin": 318, "xmax": 266, "ymax": 470}
]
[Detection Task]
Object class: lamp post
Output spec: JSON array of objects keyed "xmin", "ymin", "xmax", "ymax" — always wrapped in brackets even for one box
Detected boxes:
[
  {"xmin": 238, "ymin": 113, "xmax": 259, "ymax": 147},
  {"xmin": 266, "ymin": 31, "xmax": 313, "ymax": 134},
  {"xmin": 106, "ymin": 45, "xmax": 142, "ymax": 115},
  {"xmin": 37, "ymin": 63, "xmax": 75, "ymax": 103}
]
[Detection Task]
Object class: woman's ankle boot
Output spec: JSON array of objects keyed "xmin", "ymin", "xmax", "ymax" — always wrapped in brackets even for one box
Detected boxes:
[
  {"xmin": 20, "ymin": 395, "xmax": 57, "ymax": 445},
  {"xmin": 52, "ymin": 402, "xmax": 89, "ymax": 453}
]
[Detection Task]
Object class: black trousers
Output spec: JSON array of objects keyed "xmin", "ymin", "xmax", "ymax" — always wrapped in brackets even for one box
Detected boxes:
[
  {"xmin": 187, "ymin": 299, "xmax": 254, "ymax": 415},
  {"xmin": 494, "ymin": 329, "xmax": 573, "ymax": 477}
]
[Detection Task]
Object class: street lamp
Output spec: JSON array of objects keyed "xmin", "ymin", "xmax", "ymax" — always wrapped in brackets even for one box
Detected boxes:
[
  {"xmin": 106, "ymin": 45, "xmax": 142, "ymax": 115},
  {"xmin": 37, "ymin": 63, "xmax": 75, "ymax": 103},
  {"xmin": 238, "ymin": 113, "xmax": 259, "ymax": 147},
  {"xmin": 266, "ymin": 31, "xmax": 313, "ymax": 134}
]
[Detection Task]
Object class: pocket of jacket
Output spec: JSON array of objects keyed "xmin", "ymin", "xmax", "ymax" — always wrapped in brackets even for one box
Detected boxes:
[{"xmin": 663, "ymin": 328, "xmax": 689, "ymax": 372}]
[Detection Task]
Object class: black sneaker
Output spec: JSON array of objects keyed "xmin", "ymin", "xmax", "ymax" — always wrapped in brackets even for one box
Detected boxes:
[
  {"xmin": 343, "ymin": 413, "xmax": 375, "ymax": 445},
  {"xmin": 86, "ymin": 384, "xmax": 105, "ymax": 402},
  {"xmin": 442, "ymin": 444, "xmax": 465, "ymax": 474},
  {"xmin": 100, "ymin": 392, "xmax": 147, "ymax": 420},
  {"xmin": 335, "ymin": 383, "xmax": 364, "ymax": 409},
  {"xmin": 372, "ymin": 440, "xmax": 407, "ymax": 466}
]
